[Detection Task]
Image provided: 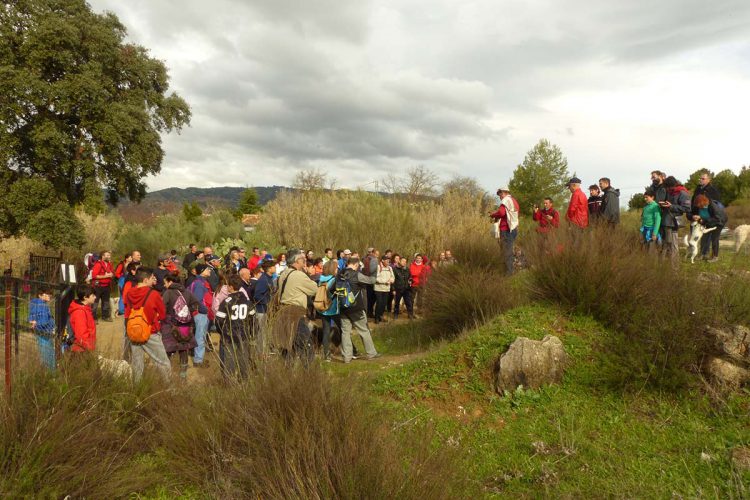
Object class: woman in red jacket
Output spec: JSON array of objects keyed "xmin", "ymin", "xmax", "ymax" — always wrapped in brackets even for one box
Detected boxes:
[
  {"xmin": 69, "ymin": 285, "xmax": 97, "ymax": 353},
  {"xmin": 409, "ymin": 254, "xmax": 428, "ymax": 312}
]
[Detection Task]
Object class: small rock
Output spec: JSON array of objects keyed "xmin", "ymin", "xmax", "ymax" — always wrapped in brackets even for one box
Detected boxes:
[
  {"xmin": 697, "ymin": 272, "xmax": 723, "ymax": 285},
  {"xmin": 531, "ymin": 441, "xmax": 551, "ymax": 455},
  {"xmin": 706, "ymin": 325, "xmax": 749, "ymax": 366},
  {"xmin": 494, "ymin": 335, "xmax": 568, "ymax": 393},
  {"xmin": 704, "ymin": 356, "xmax": 750, "ymax": 388},
  {"xmin": 700, "ymin": 452, "xmax": 713, "ymax": 462}
]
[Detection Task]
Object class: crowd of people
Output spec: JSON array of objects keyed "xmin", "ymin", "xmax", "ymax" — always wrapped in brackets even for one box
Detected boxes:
[
  {"xmin": 37, "ymin": 244, "xmax": 457, "ymax": 381},
  {"xmin": 489, "ymin": 171, "xmax": 728, "ymax": 274},
  {"xmin": 29, "ymin": 170, "xmax": 728, "ymax": 380}
]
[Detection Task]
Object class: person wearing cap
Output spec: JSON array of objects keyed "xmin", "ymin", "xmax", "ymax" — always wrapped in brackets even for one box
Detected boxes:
[
  {"xmin": 153, "ymin": 255, "xmax": 170, "ymax": 293},
  {"xmin": 489, "ymin": 186, "xmax": 520, "ymax": 275},
  {"xmin": 338, "ymin": 249, "xmax": 352, "ymax": 271},
  {"xmin": 205, "ymin": 254, "xmax": 221, "ymax": 291},
  {"xmin": 565, "ymin": 177, "xmax": 589, "ymax": 229}
]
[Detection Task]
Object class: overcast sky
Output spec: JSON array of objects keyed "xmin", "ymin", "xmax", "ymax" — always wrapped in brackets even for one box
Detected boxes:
[{"xmin": 89, "ymin": 0, "xmax": 750, "ymax": 201}]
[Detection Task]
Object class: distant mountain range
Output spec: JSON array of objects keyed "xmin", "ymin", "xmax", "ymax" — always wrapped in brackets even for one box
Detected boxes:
[{"xmin": 115, "ymin": 186, "xmax": 289, "ymax": 221}]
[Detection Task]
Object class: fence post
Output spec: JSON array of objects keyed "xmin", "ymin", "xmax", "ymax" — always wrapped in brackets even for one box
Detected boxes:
[
  {"xmin": 5, "ymin": 276, "xmax": 11, "ymax": 395},
  {"xmin": 13, "ymin": 279, "xmax": 19, "ymax": 357}
]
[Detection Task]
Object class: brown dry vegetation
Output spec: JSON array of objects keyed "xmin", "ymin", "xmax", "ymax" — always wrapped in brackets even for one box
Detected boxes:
[
  {"xmin": 259, "ymin": 189, "xmax": 490, "ymax": 257},
  {"xmin": 0, "ymin": 357, "xmax": 466, "ymax": 498}
]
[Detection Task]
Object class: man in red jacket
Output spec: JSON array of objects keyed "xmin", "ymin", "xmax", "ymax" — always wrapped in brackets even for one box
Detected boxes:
[
  {"xmin": 91, "ymin": 250, "xmax": 114, "ymax": 322},
  {"xmin": 533, "ymin": 197, "xmax": 560, "ymax": 234},
  {"xmin": 565, "ymin": 177, "xmax": 589, "ymax": 229},
  {"xmin": 126, "ymin": 267, "xmax": 171, "ymax": 383}
]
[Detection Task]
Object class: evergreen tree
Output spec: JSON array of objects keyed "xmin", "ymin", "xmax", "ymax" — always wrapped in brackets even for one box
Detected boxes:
[
  {"xmin": 236, "ymin": 187, "xmax": 261, "ymax": 217},
  {"xmin": 508, "ymin": 139, "xmax": 570, "ymax": 209},
  {"xmin": 628, "ymin": 193, "xmax": 647, "ymax": 211},
  {"xmin": 182, "ymin": 202, "xmax": 203, "ymax": 223},
  {"xmin": 0, "ymin": 0, "xmax": 190, "ymax": 242}
]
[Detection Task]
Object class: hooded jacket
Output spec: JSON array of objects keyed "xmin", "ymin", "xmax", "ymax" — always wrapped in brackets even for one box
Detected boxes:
[
  {"xmin": 600, "ymin": 187, "xmax": 621, "ymax": 225},
  {"xmin": 662, "ymin": 185, "xmax": 691, "ymax": 229},
  {"xmin": 69, "ymin": 301, "xmax": 96, "ymax": 352},
  {"xmin": 409, "ymin": 261, "xmax": 426, "ymax": 288},
  {"xmin": 124, "ymin": 286, "xmax": 166, "ymax": 333}
]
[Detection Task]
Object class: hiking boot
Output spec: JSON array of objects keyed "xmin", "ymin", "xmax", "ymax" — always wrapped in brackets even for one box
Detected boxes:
[
  {"xmin": 367, "ymin": 353, "xmax": 382, "ymax": 360},
  {"xmin": 324, "ymin": 355, "xmax": 332, "ymax": 363},
  {"xmin": 193, "ymin": 360, "xmax": 210, "ymax": 368},
  {"xmin": 103, "ymin": 317, "xmax": 113, "ymax": 322},
  {"xmin": 393, "ymin": 313, "xmax": 398, "ymax": 320},
  {"xmin": 708, "ymin": 257, "xmax": 719, "ymax": 263}
]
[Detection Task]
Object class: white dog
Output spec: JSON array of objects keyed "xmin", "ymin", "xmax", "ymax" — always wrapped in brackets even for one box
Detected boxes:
[
  {"xmin": 97, "ymin": 355, "xmax": 132, "ymax": 379},
  {"xmin": 734, "ymin": 224, "xmax": 750, "ymax": 253},
  {"xmin": 684, "ymin": 222, "xmax": 717, "ymax": 263}
]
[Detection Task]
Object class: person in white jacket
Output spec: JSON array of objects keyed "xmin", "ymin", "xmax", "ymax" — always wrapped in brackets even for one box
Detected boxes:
[{"xmin": 374, "ymin": 255, "xmax": 395, "ymax": 323}]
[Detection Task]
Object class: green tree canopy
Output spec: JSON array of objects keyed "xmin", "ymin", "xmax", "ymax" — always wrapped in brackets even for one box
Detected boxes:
[
  {"xmin": 508, "ymin": 139, "xmax": 570, "ymax": 209},
  {"xmin": 628, "ymin": 193, "xmax": 647, "ymax": 211},
  {"xmin": 712, "ymin": 169, "xmax": 739, "ymax": 205},
  {"xmin": 237, "ymin": 187, "xmax": 261, "ymax": 216},
  {"xmin": 0, "ymin": 0, "xmax": 190, "ymax": 240},
  {"xmin": 182, "ymin": 202, "xmax": 202, "ymax": 223}
]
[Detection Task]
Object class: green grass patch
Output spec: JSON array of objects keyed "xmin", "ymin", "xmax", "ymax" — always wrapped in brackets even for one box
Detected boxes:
[{"xmin": 371, "ymin": 304, "xmax": 750, "ymax": 498}]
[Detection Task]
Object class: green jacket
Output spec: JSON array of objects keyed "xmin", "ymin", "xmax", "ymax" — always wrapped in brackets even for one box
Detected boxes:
[{"xmin": 641, "ymin": 201, "xmax": 661, "ymax": 233}]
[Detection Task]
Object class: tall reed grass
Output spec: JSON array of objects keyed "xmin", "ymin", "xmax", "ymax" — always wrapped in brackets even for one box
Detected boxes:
[{"xmin": 260, "ymin": 189, "xmax": 490, "ymax": 257}]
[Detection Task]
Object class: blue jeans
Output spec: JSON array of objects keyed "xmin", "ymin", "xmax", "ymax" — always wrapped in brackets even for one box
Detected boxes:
[
  {"xmin": 501, "ymin": 229, "xmax": 518, "ymax": 275},
  {"xmin": 37, "ymin": 335, "xmax": 55, "ymax": 370},
  {"xmin": 194, "ymin": 313, "xmax": 208, "ymax": 364}
]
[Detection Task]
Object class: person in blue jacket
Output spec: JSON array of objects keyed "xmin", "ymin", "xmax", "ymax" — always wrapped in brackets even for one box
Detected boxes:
[{"xmin": 28, "ymin": 287, "xmax": 56, "ymax": 370}]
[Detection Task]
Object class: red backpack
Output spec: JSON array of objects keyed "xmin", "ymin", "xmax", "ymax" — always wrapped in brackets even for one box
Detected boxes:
[{"xmin": 189, "ymin": 280, "xmax": 215, "ymax": 321}]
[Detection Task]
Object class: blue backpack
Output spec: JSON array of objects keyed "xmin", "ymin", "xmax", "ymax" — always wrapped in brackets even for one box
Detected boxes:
[{"xmin": 334, "ymin": 272, "xmax": 358, "ymax": 310}]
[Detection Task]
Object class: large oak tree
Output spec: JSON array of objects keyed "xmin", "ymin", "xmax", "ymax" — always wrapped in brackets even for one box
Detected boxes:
[{"xmin": 0, "ymin": 0, "xmax": 190, "ymax": 245}]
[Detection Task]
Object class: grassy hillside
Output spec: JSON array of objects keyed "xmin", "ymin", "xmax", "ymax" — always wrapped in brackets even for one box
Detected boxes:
[{"xmin": 353, "ymin": 305, "xmax": 749, "ymax": 498}]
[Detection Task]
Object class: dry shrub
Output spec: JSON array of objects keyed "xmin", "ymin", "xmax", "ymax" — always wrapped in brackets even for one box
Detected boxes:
[
  {"xmin": 0, "ymin": 236, "xmax": 47, "ymax": 272},
  {"xmin": 260, "ymin": 189, "xmax": 489, "ymax": 258},
  {"xmin": 77, "ymin": 210, "xmax": 122, "ymax": 254},
  {"xmin": 1, "ymin": 358, "xmax": 466, "ymax": 498},
  {"xmin": 524, "ymin": 226, "xmax": 716, "ymax": 389},
  {"xmin": 726, "ymin": 198, "xmax": 750, "ymax": 227},
  {"xmin": 159, "ymin": 364, "xmax": 465, "ymax": 499},
  {"xmin": 0, "ymin": 355, "xmax": 173, "ymax": 498},
  {"xmin": 422, "ymin": 265, "xmax": 527, "ymax": 339}
]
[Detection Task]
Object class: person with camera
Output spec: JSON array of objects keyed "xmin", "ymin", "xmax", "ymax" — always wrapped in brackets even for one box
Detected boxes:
[{"xmin": 532, "ymin": 198, "xmax": 560, "ymax": 234}]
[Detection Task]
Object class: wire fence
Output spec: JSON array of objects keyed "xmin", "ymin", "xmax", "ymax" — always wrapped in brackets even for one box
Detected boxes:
[{"xmin": 0, "ymin": 277, "xmax": 75, "ymax": 395}]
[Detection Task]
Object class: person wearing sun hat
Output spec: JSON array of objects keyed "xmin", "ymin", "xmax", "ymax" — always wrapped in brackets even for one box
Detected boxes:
[{"xmin": 489, "ymin": 186, "xmax": 520, "ymax": 275}]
